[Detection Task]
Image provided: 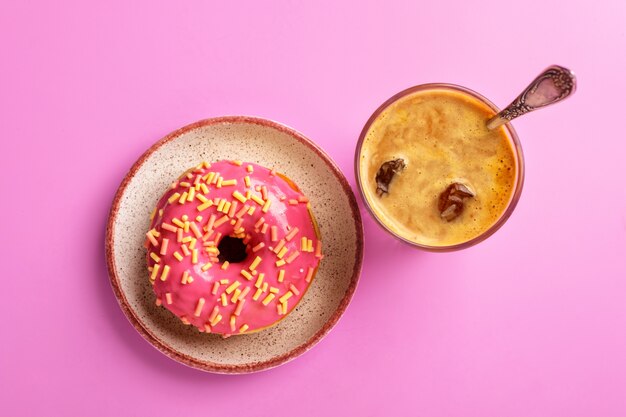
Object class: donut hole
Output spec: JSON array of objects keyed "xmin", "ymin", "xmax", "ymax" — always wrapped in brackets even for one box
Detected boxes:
[{"xmin": 217, "ymin": 236, "xmax": 248, "ymax": 264}]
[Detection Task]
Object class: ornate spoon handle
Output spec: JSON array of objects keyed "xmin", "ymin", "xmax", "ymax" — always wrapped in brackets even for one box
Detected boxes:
[{"xmin": 487, "ymin": 65, "xmax": 576, "ymax": 130}]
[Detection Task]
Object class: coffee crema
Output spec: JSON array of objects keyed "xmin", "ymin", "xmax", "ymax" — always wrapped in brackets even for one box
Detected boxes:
[{"xmin": 359, "ymin": 88, "xmax": 519, "ymax": 247}]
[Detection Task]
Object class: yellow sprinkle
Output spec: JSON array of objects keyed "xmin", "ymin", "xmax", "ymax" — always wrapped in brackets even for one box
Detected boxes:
[
  {"xmin": 281, "ymin": 301, "xmax": 288, "ymax": 314},
  {"xmin": 277, "ymin": 303, "xmax": 284, "ymax": 315},
  {"xmin": 262, "ymin": 293, "xmax": 275, "ymax": 305},
  {"xmin": 212, "ymin": 282, "xmax": 220, "ymax": 295},
  {"xmin": 230, "ymin": 315, "xmax": 236, "ymax": 331},
  {"xmin": 221, "ymin": 261, "xmax": 230, "ymax": 270},
  {"xmin": 262, "ymin": 199, "xmax": 271, "ymax": 213},
  {"xmin": 168, "ymin": 193, "xmax": 181, "ymax": 204},
  {"xmin": 231, "ymin": 160, "xmax": 243, "ymax": 166},
  {"xmin": 231, "ymin": 288, "xmax": 241, "ymax": 303},
  {"xmin": 181, "ymin": 214, "xmax": 189, "ymax": 221},
  {"xmin": 182, "ymin": 236, "xmax": 193, "ymax": 243},
  {"xmin": 160, "ymin": 265, "xmax": 170, "ymax": 281},
  {"xmin": 221, "ymin": 293, "xmax": 227, "ymax": 306},
  {"xmin": 165, "ymin": 293, "xmax": 172, "ymax": 304},
  {"xmin": 201, "ymin": 262, "xmax": 212, "ymax": 271},
  {"xmin": 184, "ymin": 221, "xmax": 190, "ymax": 233},
  {"xmin": 192, "ymin": 249, "xmax": 198, "ymax": 264},
  {"xmin": 277, "ymin": 247, "xmax": 288, "ymax": 259},
  {"xmin": 180, "ymin": 181, "xmax": 191, "ymax": 187},
  {"xmin": 250, "ymin": 194, "xmax": 264, "ymax": 206},
  {"xmin": 305, "ymin": 266, "xmax": 314, "ymax": 282},
  {"xmin": 194, "ymin": 298, "xmax": 205, "ymax": 317},
  {"xmin": 240, "ymin": 270, "xmax": 253, "ymax": 280},
  {"xmin": 159, "ymin": 209, "xmax": 164, "ymax": 217},
  {"xmin": 216, "ymin": 177, "xmax": 223, "ymax": 188},
  {"xmin": 196, "ymin": 193, "xmax": 209, "ymax": 203},
  {"xmin": 150, "ymin": 264, "xmax": 160, "ymax": 281},
  {"xmin": 252, "ymin": 288, "xmax": 263, "ymax": 301},
  {"xmin": 197, "ymin": 201, "xmax": 212, "ymax": 211},
  {"xmin": 249, "ymin": 256, "xmax": 262, "ymax": 271},
  {"xmin": 181, "ymin": 270, "xmax": 190, "ymax": 284},
  {"xmin": 270, "ymin": 226, "xmax": 278, "ymax": 242},
  {"xmin": 246, "ymin": 164, "xmax": 253, "ymax": 172},
  {"xmin": 276, "ymin": 259, "xmax": 286, "ymax": 267},
  {"xmin": 178, "ymin": 191, "xmax": 188, "ymax": 204},
  {"xmin": 232, "ymin": 191, "xmax": 247, "ymax": 203},
  {"xmin": 187, "ymin": 276, "xmax": 194, "ymax": 283},
  {"xmin": 173, "ymin": 251, "xmax": 183, "ymax": 261},
  {"xmin": 254, "ymin": 273, "xmax": 265, "ymax": 289},
  {"xmin": 205, "ymin": 247, "xmax": 218, "ymax": 254},
  {"xmin": 262, "ymin": 282, "xmax": 268, "ymax": 292},
  {"xmin": 181, "ymin": 317, "xmax": 190, "ymax": 325},
  {"xmin": 187, "ymin": 187, "xmax": 195, "ymax": 202},
  {"xmin": 278, "ymin": 269, "xmax": 285, "ymax": 282},
  {"xmin": 189, "ymin": 238, "xmax": 197, "ymax": 250},
  {"xmin": 307, "ymin": 238, "xmax": 314, "ymax": 252},
  {"xmin": 203, "ymin": 172, "xmax": 215, "ymax": 183},
  {"xmin": 247, "ymin": 206, "xmax": 256, "ymax": 215},
  {"xmin": 221, "ymin": 201, "xmax": 231, "ymax": 214},
  {"xmin": 149, "ymin": 207, "xmax": 156, "ymax": 220},
  {"xmin": 301, "ymin": 236, "xmax": 307, "ymax": 251},
  {"xmin": 279, "ymin": 291, "xmax": 293, "ymax": 303},
  {"xmin": 195, "ymin": 215, "xmax": 203, "ymax": 222},
  {"xmin": 200, "ymin": 183, "xmax": 209, "ymax": 194},
  {"xmin": 252, "ymin": 242, "xmax": 265, "ymax": 252},
  {"xmin": 245, "ymin": 190, "xmax": 252, "ymax": 199},
  {"xmin": 210, "ymin": 314, "xmax": 222, "ymax": 326},
  {"xmin": 216, "ymin": 199, "xmax": 226, "ymax": 212},
  {"xmin": 244, "ymin": 176, "xmax": 251, "ymax": 187},
  {"xmin": 221, "ymin": 179, "xmax": 237, "ymax": 186},
  {"xmin": 150, "ymin": 252, "xmax": 161, "ymax": 263},
  {"xmin": 225, "ymin": 281, "xmax": 241, "ymax": 294},
  {"xmin": 220, "ymin": 279, "xmax": 230, "ymax": 284},
  {"xmin": 239, "ymin": 324, "xmax": 249, "ymax": 333},
  {"xmin": 172, "ymin": 218, "xmax": 185, "ymax": 228},
  {"xmin": 269, "ymin": 287, "xmax": 279, "ymax": 294}
]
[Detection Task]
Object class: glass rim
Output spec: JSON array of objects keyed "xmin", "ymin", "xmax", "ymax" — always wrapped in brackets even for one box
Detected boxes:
[{"xmin": 354, "ymin": 83, "xmax": 526, "ymax": 252}]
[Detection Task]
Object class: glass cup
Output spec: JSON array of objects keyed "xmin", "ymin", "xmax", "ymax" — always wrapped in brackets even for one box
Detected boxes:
[{"xmin": 355, "ymin": 83, "xmax": 525, "ymax": 252}]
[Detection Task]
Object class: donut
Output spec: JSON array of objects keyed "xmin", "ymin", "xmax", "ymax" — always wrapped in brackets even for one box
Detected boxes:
[{"xmin": 145, "ymin": 160, "xmax": 323, "ymax": 336}]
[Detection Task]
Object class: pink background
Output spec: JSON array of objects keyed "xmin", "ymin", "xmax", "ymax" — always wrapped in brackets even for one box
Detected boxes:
[{"xmin": 2, "ymin": 1, "xmax": 626, "ymax": 416}]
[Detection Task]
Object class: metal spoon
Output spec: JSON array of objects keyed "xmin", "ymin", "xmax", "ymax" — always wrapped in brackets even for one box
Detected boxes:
[{"xmin": 487, "ymin": 65, "xmax": 576, "ymax": 130}]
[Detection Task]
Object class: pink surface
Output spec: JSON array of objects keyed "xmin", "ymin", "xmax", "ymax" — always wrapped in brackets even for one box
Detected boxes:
[{"xmin": 1, "ymin": 1, "xmax": 625, "ymax": 416}]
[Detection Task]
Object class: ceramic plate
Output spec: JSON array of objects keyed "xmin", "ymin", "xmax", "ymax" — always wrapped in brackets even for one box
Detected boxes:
[{"xmin": 106, "ymin": 116, "xmax": 363, "ymax": 373}]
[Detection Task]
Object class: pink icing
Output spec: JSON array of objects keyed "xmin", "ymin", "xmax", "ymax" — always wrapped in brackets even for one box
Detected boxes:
[{"xmin": 146, "ymin": 160, "xmax": 322, "ymax": 336}]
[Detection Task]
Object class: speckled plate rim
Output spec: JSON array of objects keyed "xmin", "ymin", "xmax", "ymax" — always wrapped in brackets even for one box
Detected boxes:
[{"xmin": 105, "ymin": 116, "xmax": 364, "ymax": 374}]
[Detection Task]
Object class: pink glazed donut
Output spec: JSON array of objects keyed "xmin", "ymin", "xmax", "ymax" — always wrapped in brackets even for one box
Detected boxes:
[{"xmin": 145, "ymin": 160, "xmax": 323, "ymax": 336}]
